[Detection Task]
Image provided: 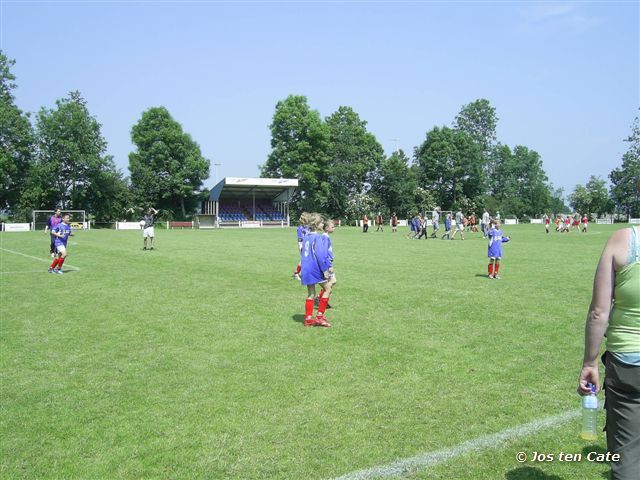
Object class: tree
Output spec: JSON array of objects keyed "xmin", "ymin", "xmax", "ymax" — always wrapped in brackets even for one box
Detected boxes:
[
  {"xmin": 29, "ymin": 91, "xmax": 128, "ymax": 221},
  {"xmin": 570, "ymin": 176, "xmax": 613, "ymax": 217},
  {"xmin": 0, "ymin": 50, "xmax": 34, "ymax": 213},
  {"xmin": 261, "ymin": 95, "xmax": 329, "ymax": 213},
  {"xmin": 610, "ymin": 116, "xmax": 640, "ymax": 218},
  {"xmin": 344, "ymin": 191, "xmax": 375, "ymax": 223},
  {"xmin": 414, "ymin": 126, "xmax": 485, "ymax": 210},
  {"xmin": 568, "ymin": 184, "xmax": 590, "ymax": 215},
  {"xmin": 371, "ymin": 149, "xmax": 417, "ymax": 217},
  {"xmin": 453, "ymin": 98, "xmax": 498, "ymax": 158},
  {"xmin": 324, "ymin": 106, "xmax": 385, "ymax": 217},
  {"xmin": 491, "ymin": 145, "xmax": 551, "ymax": 217},
  {"xmin": 129, "ymin": 106, "xmax": 210, "ymax": 218}
]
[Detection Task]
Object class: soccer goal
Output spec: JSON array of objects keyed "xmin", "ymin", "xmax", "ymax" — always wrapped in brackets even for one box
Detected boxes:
[{"xmin": 33, "ymin": 210, "xmax": 88, "ymax": 230}]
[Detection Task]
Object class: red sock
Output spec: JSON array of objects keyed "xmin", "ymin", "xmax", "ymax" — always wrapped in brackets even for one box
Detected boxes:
[
  {"xmin": 295, "ymin": 263, "xmax": 301, "ymax": 274},
  {"xmin": 57, "ymin": 257, "xmax": 66, "ymax": 269},
  {"xmin": 319, "ymin": 288, "xmax": 325, "ymax": 298},
  {"xmin": 50, "ymin": 258, "xmax": 59, "ymax": 269},
  {"xmin": 318, "ymin": 296, "xmax": 329, "ymax": 314},
  {"xmin": 488, "ymin": 262, "xmax": 494, "ymax": 276},
  {"xmin": 494, "ymin": 262, "xmax": 500, "ymax": 274},
  {"xmin": 305, "ymin": 299, "xmax": 314, "ymax": 317}
]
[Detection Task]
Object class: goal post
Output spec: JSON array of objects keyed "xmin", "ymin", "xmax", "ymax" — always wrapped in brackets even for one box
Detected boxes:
[{"xmin": 33, "ymin": 210, "xmax": 88, "ymax": 231}]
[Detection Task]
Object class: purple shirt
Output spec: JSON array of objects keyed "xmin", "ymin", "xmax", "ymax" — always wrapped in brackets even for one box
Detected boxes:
[
  {"xmin": 48, "ymin": 214, "xmax": 62, "ymax": 231},
  {"xmin": 487, "ymin": 228, "xmax": 510, "ymax": 258}
]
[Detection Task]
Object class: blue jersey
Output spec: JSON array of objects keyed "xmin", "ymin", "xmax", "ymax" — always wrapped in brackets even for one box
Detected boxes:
[
  {"xmin": 445, "ymin": 217, "xmax": 451, "ymax": 231},
  {"xmin": 52, "ymin": 222, "xmax": 72, "ymax": 247},
  {"xmin": 300, "ymin": 232, "xmax": 333, "ymax": 286},
  {"xmin": 297, "ymin": 225, "xmax": 310, "ymax": 242},
  {"xmin": 487, "ymin": 227, "xmax": 509, "ymax": 258}
]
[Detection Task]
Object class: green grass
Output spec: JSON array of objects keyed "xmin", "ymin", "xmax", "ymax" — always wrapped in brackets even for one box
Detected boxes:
[{"xmin": 0, "ymin": 224, "xmax": 625, "ymax": 479}]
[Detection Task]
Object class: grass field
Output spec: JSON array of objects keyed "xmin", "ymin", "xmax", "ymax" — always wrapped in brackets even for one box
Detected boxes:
[{"xmin": 0, "ymin": 224, "xmax": 626, "ymax": 479}]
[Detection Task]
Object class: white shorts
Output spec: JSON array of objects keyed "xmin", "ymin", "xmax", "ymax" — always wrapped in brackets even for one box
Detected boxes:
[
  {"xmin": 457, "ymin": 223, "xmax": 464, "ymax": 231},
  {"xmin": 143, "ymin": 226, "xmax": 155, "ymax": 238},
  {"xmin": 56, "ymin": 244, "xmax": 66, "ymax": 255}
]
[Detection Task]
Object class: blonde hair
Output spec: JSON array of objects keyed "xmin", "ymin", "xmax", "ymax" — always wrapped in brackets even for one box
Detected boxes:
[
  {"xmin": 298, "ymin": 212, "xmax": 311, "ymax": 226},
  {"xmin": 305, "ymin": 213, "xmax": 325, "ymax": 232}
]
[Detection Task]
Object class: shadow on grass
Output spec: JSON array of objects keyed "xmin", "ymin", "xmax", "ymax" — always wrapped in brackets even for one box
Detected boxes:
[
  {"xmin": 292, "ymin": 314, "xmax": 305, "ymax": 323},
  {"xmin": 505, "ymin": 466, "xmax": 563, "ymax": 480},
  {"xmin": 475, "ymin": 273, "xmax": 491, "ymax": 279}
]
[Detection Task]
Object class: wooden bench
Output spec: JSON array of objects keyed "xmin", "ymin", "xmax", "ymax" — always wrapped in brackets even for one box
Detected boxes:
[{"xmin": 169, "ymin": 221, "xmax": 194, "ymax": 229}]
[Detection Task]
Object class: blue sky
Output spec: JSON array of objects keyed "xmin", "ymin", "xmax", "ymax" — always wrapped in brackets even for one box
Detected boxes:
[{"xmin": 2, "ymin": 1, "xmax": 638, "ymax": 196}]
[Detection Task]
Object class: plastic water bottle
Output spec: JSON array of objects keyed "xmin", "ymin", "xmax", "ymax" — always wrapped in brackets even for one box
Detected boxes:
[{"xmin": 580, "ymin": 383, "xmax": 598, "ymax": 441}]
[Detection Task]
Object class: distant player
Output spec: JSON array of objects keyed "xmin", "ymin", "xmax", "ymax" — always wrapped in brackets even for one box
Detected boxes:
[
  {"xmin": 142, "ymin": 207, "xmax": 159, "ymax": 250},
  {"xmin": 581, "ymin": 214, "xmax": 589, "ymax": 233},
  {"xmin": 375, "ymin": 212, "xmax": 384, "ymax": 232},
  {"xmin": 487, "ymin": 219, "xmax": 510, "ymax": 279},
  {"xmin": 293, "ymin": 212, "xmax": 310, "ymax": 280},
  {"xmin": 572, "ymin": 214, "xmax": 580, "ymax": 232},
  {"xmin": 48, "ymin": 213, "xmax": 73, "ymax": 275},
  {"xmin": 452, "ymin": 210, "xmax": 465, "ymax": 240},
  {"xmin": 543, "ymin": 214, "xmax": 550, "ymax": 234},
  {"xmin": 430, "ymin": 208, "xmax": 440, "ymax": 238},
  {"xmin": 407, "ymin": 215, "xmax": 418, "ymax": 239},
  {"xmin": 362, "ymin": 214, "xmax": 369, "ymax": 233},
  {"xmin": 481, "ymin": 209, "xmax": 490, "ymax": 238},
  {"xmin": 44, "ymin": 207, "xmax": 63, "ymax": 258},
  {"xmin": 391, "ymin": 213, "xmax": 398, "ymax": 233},
  {"xmin": 301, "ymin": 214, "xmax": 335, "ymax": 327},
  {"xmin": 416, "ymin": 215, "xmax": 428, "ymax": 239},
  {"xmin": 441, "ymin": 213, "xmax": 452, "ymax": 240}
]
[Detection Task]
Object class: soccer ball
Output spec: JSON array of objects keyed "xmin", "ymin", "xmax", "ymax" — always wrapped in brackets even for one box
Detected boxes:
[{"xmin": 139, "ymin": 220, "xmax": 145, "ymax": 228}]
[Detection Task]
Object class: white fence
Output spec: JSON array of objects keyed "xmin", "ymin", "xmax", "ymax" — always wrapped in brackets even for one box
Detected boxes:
[
  {"xmin": 1, "ymin": 223, "xmax": 32, "ymax": 232},
  {"xmin": 629, "ymin": 218, "xmax": 640, "ymax": 224},
  {"xmin": 596, "ymin": 218, "xmax": 614, "ymax": 225}
]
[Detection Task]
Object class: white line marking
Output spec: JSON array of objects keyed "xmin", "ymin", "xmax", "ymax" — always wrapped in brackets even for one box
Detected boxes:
[
  {"xmin": 331, "ymin": 410, "xmax": 580, "ymax": 480},
  {"xmin": 0, "ymin": 247, "xmax": 80, "ymax": 271}
]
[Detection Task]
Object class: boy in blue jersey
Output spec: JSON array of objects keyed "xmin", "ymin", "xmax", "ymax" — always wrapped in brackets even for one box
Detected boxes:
[
  {"xmin": 301, "ymin": 214, "xmax": 335, "ymax": 327},
  {"xmin": 48, "ymin": 213, "xmax": 73, "ymax": 274},
  {"xmin": 487, "ymin": 219, "xmax": 510, "ymax": 279},
  {"xmin": 441, "ymin": 213, "xmax": 452, "ymax": 240},
  {"xmin": 293, "ymin": 212, "xmax": 310, "ymax": 281}
]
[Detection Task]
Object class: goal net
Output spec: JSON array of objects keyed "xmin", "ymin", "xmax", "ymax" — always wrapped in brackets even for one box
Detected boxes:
[{"xmin": 33, "ymin": 210, "xmax": 88, "ymax": 230}]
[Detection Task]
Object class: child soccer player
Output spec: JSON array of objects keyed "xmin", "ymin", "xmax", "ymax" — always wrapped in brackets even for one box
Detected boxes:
[
  {"xmin": 430, "ymin": 208, "xmax": 440, "ymax": 238},
  {"xmin": 581, "ymin": 214, "xmax": 589, "ymax": 233},
  {"xmin": 441, "ymin": 213, "xmax": 452, "ymax": 240},
  {"xmin": 48, "ymin": 213, "xmax": 73, "ymax": 275},
  {"xmin": 452, "ymin": 210, "xmax": 465, "ymax": 240},
  {"xmin": 293, "ymin": 212, "xmax": 310, "ymax": 280},
  {"xmin": 487, "ymin": 219, "xmax": 510, "ymax": 279},
  {"xmin": 391, "ymin": 213, "xmax": 398, "ymax": 233},
  {"xmin": 543, "ymin": 214, "xmax": 550, "ymax": 234},
  {"xmin": 301, "ymin": 214, "xmax": 336, "ymax": 327},
  {"xmin": 142, "ymin": 207, "xmax": 159, "ymax": 250}
]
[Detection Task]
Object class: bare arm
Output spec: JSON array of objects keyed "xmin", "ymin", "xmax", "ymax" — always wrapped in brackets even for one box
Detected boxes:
[{"xmin": 577, "ymin": 233, "xmax": 618, "ymax": 394}]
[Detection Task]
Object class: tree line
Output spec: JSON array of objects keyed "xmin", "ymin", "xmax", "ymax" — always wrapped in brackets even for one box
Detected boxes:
[
  {"xmin": 2, "ymin": 50, "xmax": 638, "ymax": 223},
  {"xmin": 1, "ymin": 51, "xmax": 209, "ymax": 222},
  {"xmin": 262, "ymin": 94, "xmax": 639, "ymax": 221}
]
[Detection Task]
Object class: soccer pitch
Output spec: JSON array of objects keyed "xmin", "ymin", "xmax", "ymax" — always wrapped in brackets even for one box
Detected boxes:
[{"xmin": 0, "ymin": 225, "xmax": 624, "ymax": 479}]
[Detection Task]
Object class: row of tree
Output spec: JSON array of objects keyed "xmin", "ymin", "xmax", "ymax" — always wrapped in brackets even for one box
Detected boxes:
[
  {"xmin": 262, "ymin": 94, "xmax": 639, "ymax": 220},
  {"xmin": 2, "ymin": 49, "xmax": 638, "ymax": 222},
  {"xmin": 1, "ymin": 51, "xmax": 210, "ymax": 221}
]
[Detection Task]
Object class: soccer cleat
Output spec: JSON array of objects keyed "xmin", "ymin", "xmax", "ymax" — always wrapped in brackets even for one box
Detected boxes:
[
  {"xmin": 48, "ymin": 268, "xmax": 54, "ymax": 273},
  {"xmin": 293, "ymin": 273, "xmax": 301, "ymax": 281},
  {"xmin": 493, "ymin": 275, "xmax": 501, "ymax": 280},
  {"xmin": 303, "ymin": 316, "xmax": 316, "ymax": 327},
  {"xmin": 55, "ymin": 269, "xmax": 64, "ymax": 275},
  {"xmin": 313, "ymin": 314, "xmax": 331, "ymax": 327},
  {"xmin": 488, "ymin": 274, "xmax": 494, "ymax": 279}
]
